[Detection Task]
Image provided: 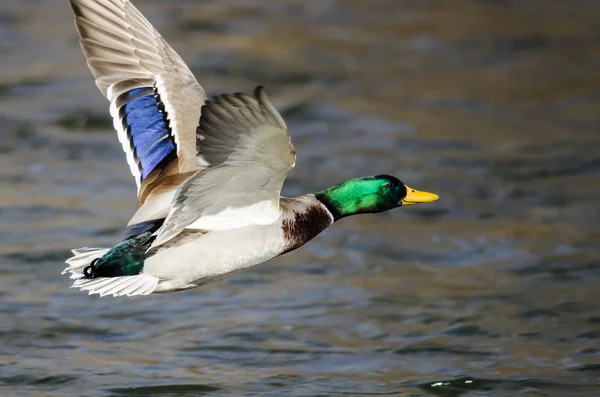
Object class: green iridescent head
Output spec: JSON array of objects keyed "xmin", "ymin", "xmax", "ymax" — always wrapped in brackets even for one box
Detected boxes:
[{"xmin": 315, "ymin": 175, "xmax": 438, "ymax": 220}]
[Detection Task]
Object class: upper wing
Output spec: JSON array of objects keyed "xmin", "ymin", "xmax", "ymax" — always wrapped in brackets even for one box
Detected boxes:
[
  {"xmin": 70, "ymin": 0, "xmax": 206, "ymax": 204},
  {"xmin": 152, "ymin": 86, "xmax": 296, "ymax": 247}
]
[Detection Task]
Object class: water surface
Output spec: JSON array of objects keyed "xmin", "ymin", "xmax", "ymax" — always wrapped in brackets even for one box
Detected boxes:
[{"xmin": 1, "ymin": 0, "xmax": 600, "ymax": 396}]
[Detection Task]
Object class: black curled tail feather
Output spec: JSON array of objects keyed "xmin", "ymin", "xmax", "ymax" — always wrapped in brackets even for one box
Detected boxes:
[
  {"xmin": 83, "ymin": 231, "xmax": 156, "ymax": 278},
  {"xmin": 83, "ymin": 258, "xmax": 101, "ymax": 279}
]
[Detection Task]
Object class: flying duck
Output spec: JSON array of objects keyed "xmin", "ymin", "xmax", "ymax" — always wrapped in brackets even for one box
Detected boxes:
[{"xmin": 62, "ymin": 0, "xmax": 439, "ymax": 297}]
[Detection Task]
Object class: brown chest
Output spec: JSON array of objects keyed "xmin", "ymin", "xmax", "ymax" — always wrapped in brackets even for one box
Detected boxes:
[{"xmin": 280, "ymin": 204, "xmax": 333, "ymax": 255}]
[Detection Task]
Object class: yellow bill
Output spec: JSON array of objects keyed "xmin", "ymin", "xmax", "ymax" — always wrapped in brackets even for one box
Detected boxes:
[{"xmin": 401, "ymin": 185, "xmax": 439, "ymax": 205}]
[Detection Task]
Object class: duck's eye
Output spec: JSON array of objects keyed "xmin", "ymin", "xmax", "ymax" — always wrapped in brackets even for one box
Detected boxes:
[{"xmin": 384, "ymin": 182, "xmax": 393, "ymax": 189}]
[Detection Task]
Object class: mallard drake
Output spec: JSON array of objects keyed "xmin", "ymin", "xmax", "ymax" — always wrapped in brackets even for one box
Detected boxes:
[{"xmin": 62, "ymin": 0, "xmax": 439, "ymax": 297}]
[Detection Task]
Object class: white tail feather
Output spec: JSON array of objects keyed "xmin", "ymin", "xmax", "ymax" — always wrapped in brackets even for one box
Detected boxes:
[
  {"xmin": 72, "ymin": 275, "xmax": 158, "ymax": 297},
  {"xmin": 63, "ymin": 247, "xmax": 159, "ymax": 297},
  {"xmin": 63, "ymin": 247, "xmax": 110, "ymax": 278}
]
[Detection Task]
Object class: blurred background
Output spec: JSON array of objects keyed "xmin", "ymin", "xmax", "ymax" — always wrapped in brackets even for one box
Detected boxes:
[{"xmin": 2, "ymin": 0, "xmax": 600, "ymax": 396}]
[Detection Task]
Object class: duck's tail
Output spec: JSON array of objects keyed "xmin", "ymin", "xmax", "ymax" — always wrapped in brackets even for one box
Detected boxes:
[
  {"xmin": 63, "ymin": 247, "xmax": 110, "ymax": 278},
  {"xmin": 62, "ymin": 247, "xmax": 158, "ymax": 297}
]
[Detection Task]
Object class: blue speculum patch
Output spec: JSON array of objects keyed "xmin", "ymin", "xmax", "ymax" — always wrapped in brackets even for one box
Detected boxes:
[{"xmin": 121, "ymin": 87, "xmax": 175, "ymax": 179}]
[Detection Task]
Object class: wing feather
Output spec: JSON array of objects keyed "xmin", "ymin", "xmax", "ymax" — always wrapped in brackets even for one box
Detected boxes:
[
  {"xmin": 70, "ymin": 0, "xmax": 206, "ymax": 202},
  {"xmin": 152, "ymin": 86, "xmax": 295, "ymax": 247}
]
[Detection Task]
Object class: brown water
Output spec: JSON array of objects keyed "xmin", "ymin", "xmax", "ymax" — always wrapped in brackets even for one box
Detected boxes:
[{"xmin": 2, "ymin": 0, "xmax": 600, "ymax": 396}]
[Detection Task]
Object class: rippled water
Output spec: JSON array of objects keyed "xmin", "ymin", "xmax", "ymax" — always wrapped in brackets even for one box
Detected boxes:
[{"xmin": 2, "ymin": 0, "xmax": 600, "ymax": 396}]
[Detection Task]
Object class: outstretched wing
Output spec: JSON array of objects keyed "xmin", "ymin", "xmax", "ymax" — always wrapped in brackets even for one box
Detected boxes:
[
  {"xmin": 70, "ymin": 0, "xmax": 206, "ymax": 206},
  {"xmin": 153, "ymin": 86, "xmax": 295, "ymax": 247}
]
